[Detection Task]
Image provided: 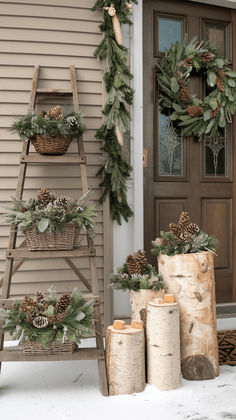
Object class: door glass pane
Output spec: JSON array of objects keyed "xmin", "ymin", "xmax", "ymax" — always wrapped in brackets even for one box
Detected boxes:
[
  {"xmin": 158, "ymin": 113, "xmax": 183, "ymax": 176},
  {"xmin": 204, "ymin": 130, "xmax": 227, "ymax": 177},
  {"xmin": 158, "ymin": 17, "xmax": 183, "ymax": 52},
  {"xmin": 205, "ymin": 24, "xmax": 226, "ymax": 57}
]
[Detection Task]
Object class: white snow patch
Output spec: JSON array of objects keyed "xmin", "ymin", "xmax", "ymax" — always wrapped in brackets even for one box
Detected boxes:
[{"xmin": 1, "ymin": 338, "xmax": 236, "ymax": 420}]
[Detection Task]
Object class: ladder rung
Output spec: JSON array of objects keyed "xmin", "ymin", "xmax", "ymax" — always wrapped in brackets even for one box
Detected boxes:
[
  {"xmin": 0, "ymin": 347, "xmax": 105, "ymax": 362},
  {"xmin": 6, "ymin": 247, "xmax": 96, "ymax": 259},
  {"xmin": 20, "ymin": 155, "xmax": 86, "ymax": 164},
  {"xmin": 36, "ymin": 89, "xmax": 72, "ymax": 94},
  {"xmin": 0, "ymin": 294, "xmax": 100, "ymax": 309}
]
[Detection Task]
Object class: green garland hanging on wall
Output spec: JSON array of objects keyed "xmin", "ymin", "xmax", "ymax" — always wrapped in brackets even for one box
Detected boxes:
[
  {"xmin": 158, "ymin": 37, "xmax": 236, "ymax": 139},
  {"xmin": 92, "ymin": 0, "xmax": 137, "ymax": 225}
]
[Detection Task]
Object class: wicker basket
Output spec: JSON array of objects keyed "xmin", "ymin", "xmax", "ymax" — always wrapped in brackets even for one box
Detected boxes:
[
  {"xmin": 25, "ymin": 223, "xmax": 80, "ymax": 250},
  {"xmin": 23, "ymin": 341, "xmax": 76, "ymax": 355},
  {"xmin": 31, "ymin": 135, "xmax": 72, "ymax": 155},
  {"xmin": 217, "ymin": 330, "xmax": 236, "ymax": 365}
]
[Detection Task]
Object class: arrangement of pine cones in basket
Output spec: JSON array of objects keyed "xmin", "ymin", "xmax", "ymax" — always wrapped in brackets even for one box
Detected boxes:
[{"xmin": 19, "ymin": 290, "xmax": 71, "ymax": 329}]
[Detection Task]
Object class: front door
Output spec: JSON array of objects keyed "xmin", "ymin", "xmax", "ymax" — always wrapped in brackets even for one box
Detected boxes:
[{"xmin": 143, "ymin": 0, "xmax": 236, "ymax": 303}]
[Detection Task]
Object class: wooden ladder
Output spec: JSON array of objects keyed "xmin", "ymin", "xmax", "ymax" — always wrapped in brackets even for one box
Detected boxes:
[{"xmin": 0, "ymin": 65, "xmax": 108, "ymax": 396}]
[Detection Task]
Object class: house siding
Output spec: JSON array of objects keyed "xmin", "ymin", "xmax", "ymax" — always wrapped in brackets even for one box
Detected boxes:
[{"xmin": 0, "ymin": 0, "xmax": 111, "ymax": 325}]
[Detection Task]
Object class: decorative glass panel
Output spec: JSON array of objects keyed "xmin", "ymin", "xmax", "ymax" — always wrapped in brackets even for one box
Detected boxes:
[
  {"xmin": 158, "ymin": 17, "xmax": 183, "ymax": 52},
  {"xmin": 205, "ymin": 24, "xmax": 226, "ymax": 57},
  {"xmin": 205, "ymin": 131, "xmax": 227, "ymax": 177},
  {"xmin": 158, "ymin": 113, "xmax": 183, "ymax": 176}
]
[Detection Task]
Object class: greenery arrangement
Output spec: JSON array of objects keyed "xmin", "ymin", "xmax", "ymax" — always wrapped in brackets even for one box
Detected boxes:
[
  {"xmin": 4, "ymin": 188, "xmax": 96, "ymax": 237},
  {"xmin": 92, "ymin": 0, "xmax": 137, "ymax": 224},
  {"xmin": 158, "ymin": 37, "xmax": 236, "ymax": 140},
  {"xmin": 11, "ymin": 106, "xmax": 85, "ymax": 140},
  {"xmin": 151, "ymin": 212, "xmax": 218, "ymax": 257},
  {"xmin": 0, "ymin": 287, "xmax": 94, "ymax": 348},
  {"xmin": 110, "ymin": 249, "xmax": 164, "ymax": 291}
]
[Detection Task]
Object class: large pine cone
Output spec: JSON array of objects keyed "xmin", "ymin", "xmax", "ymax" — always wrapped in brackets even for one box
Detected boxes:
[
  {"xmin": 134, "ymin": 249, "xmax": 147, "ymax": 274},
  {"xmin": 37, "ymin": 188, "xmax": 55, "ymax": 206},
  {"xmin": 46, "ymin": 105, "xmax": 63, "ymax": 120},
  {"xmin": 178, "ymin": 86, "xmax": 191, "ymax": 104},
  {"xmin": 169, "ymin": 211, "xmax": 200, "ymax": 241},
  {"xmin": 55, "ymin": 293, "xmax": 71, "ymax": 313},
  {"xmin": 126, "ymin": 255, "xmax": 142, "ymax": 275},
  {"xmin": 216, "ymin": 75, "xmax": 225, "ymax": 92},
  {"xmin": 186, "ymin": 105, "xmax": 204, "ymax": 117},
  {"xmin": 56, "ymin": 312, "xmax": 66, "ymax": 324},
  {"xmin": 200, "ymin": 52, "xmax": 215, "ymax": 62}
]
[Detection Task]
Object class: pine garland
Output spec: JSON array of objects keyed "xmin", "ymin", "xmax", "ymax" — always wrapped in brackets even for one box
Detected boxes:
[{"xmin": 92, "ymin": 0, "xmax": 137, "ymax": 224}]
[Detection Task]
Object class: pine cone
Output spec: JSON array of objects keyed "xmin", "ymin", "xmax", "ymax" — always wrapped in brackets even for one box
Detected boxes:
[
  {"xmin": 40, "ymin": 110, "xmax": 47, "ymax": 118},
  {"xmin": 126, "ymin": 255, "xmax": 142, "ymax": 275},
  {"xmin": 22, "ymin": 295, "xmax": 35, "ymax": 312},
  {"xmin": 178, "ymin": 86, "xmax": 191, "ymax": 104},
  {"xmin": 169, "ymin": 211, "xmax": 200, "ymax": 241},
  {"xmin": 200, "ymin": 52, "xmax": 215, "ymax": 62},
  {"xmin": 56, "ymin": 312, "xmax": 66, "ymax": 324},
  {"xmin": 55, "ymin": 293, "xmax": 71, "ymax": 313},
  {"xmin": 54, "ymin": 197, "xmax": 69, "ymax": 208},
  {"xmin": 46, "ymin": 105, "xmax": 63, "ymax": 120},
  {"xmin": 211, "ymin": 105, "xmax": 221, "ymax": 118},
  {"xmin": 32, "ymin": 316, "xmax": 49, "ymax": 328},
  {"xmin": 216, "ymin": 75, "xmax": 225, "ymax": 92},
  {"xmin": 218, "ymin": 69, "xmax": 226, "ymax": 78},
  {"xmin": 186, "ymin": 105, "xmax": 204, "ymax": 117},
  {"xmin": 48, "ymin": 316, "xmax": 56, "ymax": 325},
  {"xmin": 180, "ymin": 58, "xmax": 193, "ymax": 67},
  {"xmin": 37, "ymin": 188, "xmax": 56, "ymax": 206},
  {"xmin": 134, "ymin": 250, "xmax": 147, "ymax": 274}
]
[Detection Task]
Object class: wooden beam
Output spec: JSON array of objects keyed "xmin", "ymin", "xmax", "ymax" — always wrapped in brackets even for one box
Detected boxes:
[
  {"xmin": 6, "ymin": 247, "xmax": 95, "ymax": 259},
  {"xmin": 0, "ymin": 347, "xmax": 105, "ymax": 362},
  {"xmin": 64, "ymin": 257, "xmax": 92, "ymax": 292},
  {"xmin": 20, "ymin": 155, "xmax": 85, "ymax": 164}
]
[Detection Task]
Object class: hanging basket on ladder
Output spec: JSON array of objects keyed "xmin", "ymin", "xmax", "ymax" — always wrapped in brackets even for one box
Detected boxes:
[
  {"xmin": 24, "ymin": 223, "xmax": 81, "ymax": 251},
  {"xmin": 31, "ymin": 135, "xmax": 72, "ymax": 155}
]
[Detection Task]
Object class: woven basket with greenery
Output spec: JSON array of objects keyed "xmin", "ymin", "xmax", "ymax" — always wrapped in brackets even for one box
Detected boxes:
[
  {"xmin": 0, "ymin": 287, "xmax": 94, "ymax": 355},
  {"xmin": 11, "ymin": 106, "xmax": 85, "ymax": 156},
  {"xmin": 3, "ymin": 189, "xmax": 96, "ymax": 251},
  {"xmin": 32, "ymin": 135, "xmax": 72, "ymax": 155},
  {"xmin": 24, "ymin": 223, "xmax": 80, "ymax": 250}
]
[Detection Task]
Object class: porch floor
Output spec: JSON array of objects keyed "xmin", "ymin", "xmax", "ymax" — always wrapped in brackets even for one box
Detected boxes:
[{"xmin": 1, "ymin": 331, "xmax": 236, "ymax": 420}]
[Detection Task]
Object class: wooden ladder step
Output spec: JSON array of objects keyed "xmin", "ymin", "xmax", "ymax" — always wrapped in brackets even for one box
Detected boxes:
[
  {"xmin": 0, "ymin": 347, "xmax": 105, "ymax": 362},
  {"xmin": 20, "ymin": 155, "xmax": 86, "ymax": 164},
  {"xmin": 36, "ymin": 89, "xmax": 72, "ymax": 94},
  {"xmin": 6, "ymin": 247, "xmax": 96, "ymax": 259}
]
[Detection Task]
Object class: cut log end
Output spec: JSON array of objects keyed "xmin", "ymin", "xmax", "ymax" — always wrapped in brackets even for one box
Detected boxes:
[{"xmin": 181, "ymin": 355, "xmax": 216, "ymax": 380}]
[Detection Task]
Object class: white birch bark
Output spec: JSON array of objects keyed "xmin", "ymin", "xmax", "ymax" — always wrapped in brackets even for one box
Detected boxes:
[
  {"xmin": 146, "ymin": 301, "xmax": 181, "ymax": 391},
  {"xmin": 129, "ymin": 289, "xmax": 165, "ymax": 323},
  {"xmin": 158, "ymin": 251, "xmax": 219, "ymax": 378},
  {"xmin": 106, "ymin": 325, "xmax": 145, "ymax": 395}
]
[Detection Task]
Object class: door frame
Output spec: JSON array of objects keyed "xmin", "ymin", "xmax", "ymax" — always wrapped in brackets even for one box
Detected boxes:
[{"xmin": 131, "ymin": 0, "xmax": 236, "ymax": 301}]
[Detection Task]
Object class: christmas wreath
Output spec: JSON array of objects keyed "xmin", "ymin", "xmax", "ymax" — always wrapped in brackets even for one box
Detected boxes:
[{"xmin": 158, "ymin": 38, "xmax": 236, "ymax": 139}]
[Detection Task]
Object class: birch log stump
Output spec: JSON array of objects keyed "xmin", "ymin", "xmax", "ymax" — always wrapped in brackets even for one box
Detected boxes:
[
  {"xmin": 129, "ymin": 289, "xmax": 165, "ymax": 325},
  {"xmin": 158, "ymin": 251, "xmax": 219, "ymax": 380},
  {"xmin": 106, "ymin": 321, "xmax": 145, "ymax": 395},
  {"xmin": 146, "ymin": 300, "xmax": 181, "ymax": 390}
]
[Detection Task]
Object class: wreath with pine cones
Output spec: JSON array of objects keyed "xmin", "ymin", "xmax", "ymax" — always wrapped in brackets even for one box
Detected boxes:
[{"xmin": 158, "ymin": 38, "xmax": 236, "ymax": 139}]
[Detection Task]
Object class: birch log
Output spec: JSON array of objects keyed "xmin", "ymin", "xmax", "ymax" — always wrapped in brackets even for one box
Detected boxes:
[
  {"xmin": 129, "ymin": 289, "xmax": 165, "ymax": 324},
  {"xmin": 158, "ymin": 251, "xmax": 219, "ymax": 379},
  {"xmin": 146, "ymin": 300, "xmax": 181, "ymax": 390},
  {"xmin": 106, "ymin": 321, "xmax": 145, "ymax": 395}
]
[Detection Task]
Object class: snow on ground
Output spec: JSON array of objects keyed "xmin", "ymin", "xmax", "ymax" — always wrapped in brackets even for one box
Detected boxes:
[{"xmin": 1, "ymin": 338, "xmax": 236, "ymax": 420}]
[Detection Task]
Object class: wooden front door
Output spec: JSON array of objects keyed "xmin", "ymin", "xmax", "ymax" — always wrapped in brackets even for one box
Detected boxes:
[{"xmin": 143, "ymin": 0, "xmax": 236, "ymax": 303}]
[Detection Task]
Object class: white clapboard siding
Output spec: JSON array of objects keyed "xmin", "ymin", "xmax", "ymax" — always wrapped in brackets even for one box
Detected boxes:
[{"xmin": 0, "ymin": 0, "xmax": 111, "ymax": 324}]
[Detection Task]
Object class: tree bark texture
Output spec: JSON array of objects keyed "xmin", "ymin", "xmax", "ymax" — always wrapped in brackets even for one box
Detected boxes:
[
  {"xmin": 129, "ymin": 289, "xmax": 165, "ymax": 324},
  {"xmin": 106, "ymin": 324, "xmax": 145, "ymax": 395},
  {"xmin": 146, "ymin": 301, "xmax": 181, "ymax": 390},
  {"xmin": 158, "ymin": 251, "xmax": 219, "ymax": 379}
]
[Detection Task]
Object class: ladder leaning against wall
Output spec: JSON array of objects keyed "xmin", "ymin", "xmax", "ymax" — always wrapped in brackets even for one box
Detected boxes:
[{"xmin": 0, "ymin": 65, "xmax": 108, "ymax": 396}]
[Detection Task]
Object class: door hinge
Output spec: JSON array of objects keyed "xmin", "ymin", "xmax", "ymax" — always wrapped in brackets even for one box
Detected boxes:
[{"xmin": 143, "ymin": 149, "xmax": 148, "ymax": 167}]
